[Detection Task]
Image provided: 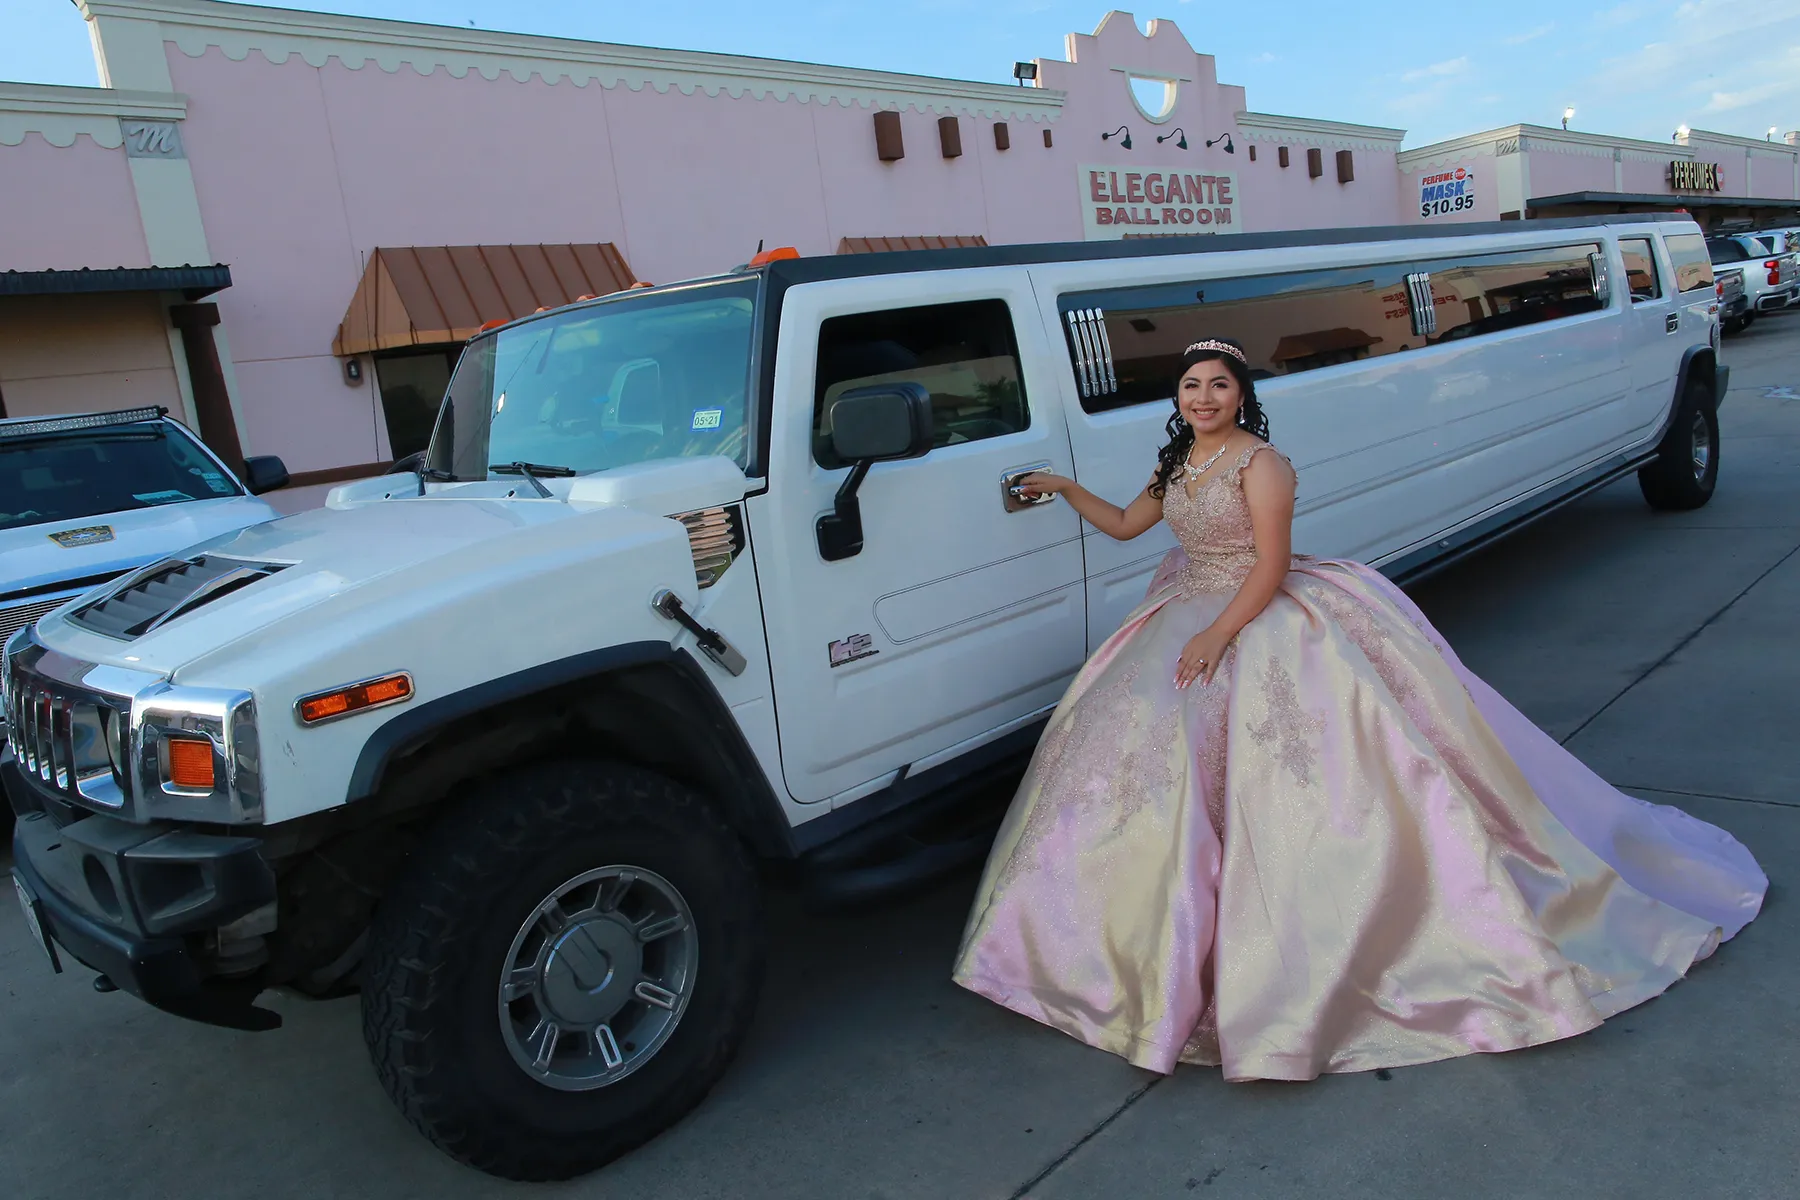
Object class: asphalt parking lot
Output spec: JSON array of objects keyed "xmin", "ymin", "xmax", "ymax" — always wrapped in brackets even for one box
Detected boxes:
[{"xmin": 4, "ymin": 317, "xmax": 1797, "ymax": 1199}]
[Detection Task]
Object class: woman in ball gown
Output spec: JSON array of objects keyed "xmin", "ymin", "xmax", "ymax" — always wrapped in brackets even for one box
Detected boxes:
[{"xmin": 951, "ymin": 337, "xmax": 1767, "ymax": 1082}]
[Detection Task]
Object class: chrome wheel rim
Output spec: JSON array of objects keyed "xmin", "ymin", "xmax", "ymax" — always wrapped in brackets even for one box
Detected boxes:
[
  {"xmin": 1690, "ymin": 412, "xmax": 1712, "ymax": 481},
  {"xmin": 497, "ymin": 865, "xmax": 697, "ymax": 1092}
]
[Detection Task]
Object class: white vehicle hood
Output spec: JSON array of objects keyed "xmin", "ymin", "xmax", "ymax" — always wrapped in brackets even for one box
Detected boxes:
[
  {"xmin": 2, "ymin": 495, "xmax": 279, "ymax": 595},
  {"xmin": 34, "ymin": 491, "xmax": 686, "ymax": 677}
]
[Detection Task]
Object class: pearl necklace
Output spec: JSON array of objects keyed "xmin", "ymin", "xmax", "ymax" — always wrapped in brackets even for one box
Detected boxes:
[{"xmin": 1182, "ymin": 441, "xmax": 1230, "ymax": 480}]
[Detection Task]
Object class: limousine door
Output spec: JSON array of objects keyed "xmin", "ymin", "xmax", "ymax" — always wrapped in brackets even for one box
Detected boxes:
[
  {"xmin": 750, "ymin": 274, "xmax": 1088, "ymax": 807},
  {"xmin": 1620, "ymin": 234, "xmax": 1688, "ymax": 439}
]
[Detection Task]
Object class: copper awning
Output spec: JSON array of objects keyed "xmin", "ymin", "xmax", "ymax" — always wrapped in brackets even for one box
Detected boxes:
[
  {"xmin": 836, "ymin": 235, "xmax": 989, "ymax": 254},
  {"xmin": 332, "ymin": 244, "xmax": 637, "ymax": 356}
]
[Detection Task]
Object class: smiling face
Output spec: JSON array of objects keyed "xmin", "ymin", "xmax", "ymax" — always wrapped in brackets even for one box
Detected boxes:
[{"xmin": 1176, "ymin": 358, "xmax": 1243, "ymax": 439}]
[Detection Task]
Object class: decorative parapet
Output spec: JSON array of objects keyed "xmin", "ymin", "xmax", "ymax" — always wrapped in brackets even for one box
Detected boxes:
[
  {"xmin": 79, "ymin": 0, "xmax": 1067, "ymax": 121},
  {"xmin": 1236, "ymin": 111, "xmax": 1405, "ymax": 153},
  {"xmin": 0, "ymin": 81, "xmax": 187, "ymax": 148}
]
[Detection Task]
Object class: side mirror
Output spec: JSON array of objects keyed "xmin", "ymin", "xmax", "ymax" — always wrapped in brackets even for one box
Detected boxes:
[
  {"xmin": 241, "ymin": 455, "xmax": 290, "ymax": 496},
  {"xmin": 390, "ymin": 450, "xmax": 425, "ymax": 476},
  {"xmin": 817, "ymin": 383, "xmax": 934, "ymax": 562}
]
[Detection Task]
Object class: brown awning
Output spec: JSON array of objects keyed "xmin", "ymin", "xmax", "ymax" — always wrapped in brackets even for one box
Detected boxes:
[
  {"xmin": 332, "ymin": 244, "xmax": 637, "ymax": 356},
  {"xmin": 836, "ymin": 235, "xmax": 990, "ymax": 254},
  {"xmin": 1270, "ymin": 328, "xmax": 1383, "ymax": 363}
]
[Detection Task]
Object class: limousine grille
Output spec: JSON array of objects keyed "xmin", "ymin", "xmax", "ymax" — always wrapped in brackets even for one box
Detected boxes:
[{"xmin": 67, "ymin": 554, "xmax": 288, "ymax": 640}]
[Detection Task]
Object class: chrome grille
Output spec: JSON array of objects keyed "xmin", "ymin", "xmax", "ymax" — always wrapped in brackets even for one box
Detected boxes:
[
  {"xmin": 5, "ymin": 651, "xmax": 128, "ymax": 811},
  {"xmin": 0, "ymin": 595, "xmax": 74, "ymax": 649},
  {"xmin": 68, "ymin": 554, "xmax": 287, "ymax": 641}
]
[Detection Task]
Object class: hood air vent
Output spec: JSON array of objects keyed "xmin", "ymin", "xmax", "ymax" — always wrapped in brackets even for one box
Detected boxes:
[
  {"xmin": 675, "ymin": 506, "xmax": 744, "ymax": 588},
  {"xmin": 68, "ymin": 555, "xmax": 289, "ymax": 640}
]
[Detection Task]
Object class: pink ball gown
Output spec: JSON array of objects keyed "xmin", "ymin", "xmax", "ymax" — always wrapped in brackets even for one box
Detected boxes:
[{"xmin": 952, "ymin": 442, "xmax": 1767, "ymax": 1081}]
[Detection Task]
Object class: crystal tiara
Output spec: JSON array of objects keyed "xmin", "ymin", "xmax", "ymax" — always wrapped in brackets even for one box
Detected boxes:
[{"xmin": 1184, "ymin": 339, "xmax": 1247, "ymax": 364}]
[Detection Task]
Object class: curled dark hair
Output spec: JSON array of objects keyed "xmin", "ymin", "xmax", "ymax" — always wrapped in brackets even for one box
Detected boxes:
[{"xmin": 1148, "ymin": 337, "xmax": 1271, "ymax": 500}]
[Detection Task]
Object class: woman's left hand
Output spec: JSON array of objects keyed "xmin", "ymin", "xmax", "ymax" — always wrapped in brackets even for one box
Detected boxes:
[{"xmin": 1175, "ymin": 626, "xmax": 1234, "ymax": 690}]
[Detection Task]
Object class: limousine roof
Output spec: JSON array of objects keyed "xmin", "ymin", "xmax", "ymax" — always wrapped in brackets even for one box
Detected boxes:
[{"xmin": 759, "ymin": 212, "xmax": 1684, "ymax": 288}]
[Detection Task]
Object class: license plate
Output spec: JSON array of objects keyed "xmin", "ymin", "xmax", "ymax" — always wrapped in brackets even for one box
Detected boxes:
[{"xmin": 12, "ymin": 873, "xmax": 62, "ymax": 973}]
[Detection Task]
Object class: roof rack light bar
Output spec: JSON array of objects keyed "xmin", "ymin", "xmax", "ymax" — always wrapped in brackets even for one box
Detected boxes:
[{"xmin": 2, "ymin": 406, "xmax": 169, "ymax": 440}]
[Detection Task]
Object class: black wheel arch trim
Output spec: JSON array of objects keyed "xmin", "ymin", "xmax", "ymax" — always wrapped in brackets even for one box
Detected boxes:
[
  {"xmin": 1673, "ymin": 343, "xmax": 1725, "ymax": 413},
  {"xmin": 344, "ymin": 640, "xmax": 796, "ymax": 858}
]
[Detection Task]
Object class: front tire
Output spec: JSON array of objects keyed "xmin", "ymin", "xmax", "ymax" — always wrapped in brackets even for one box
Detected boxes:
[
  {"xmin": 1637, "ymin": 374, "xmax": 1720, "ymax": 511},
  {"xmin": 361, "ymin": 761, "xmax": 764, "ymax": 1181}
]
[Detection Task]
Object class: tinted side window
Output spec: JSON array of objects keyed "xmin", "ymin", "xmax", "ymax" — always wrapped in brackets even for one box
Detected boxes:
[
  {"xmin": 1660, "ymin": 233, "xmax": 1713, "ymax": 293},
  {"xmin": 1062, "ymin": 243, "xmax": 1603, "ymax": 415},
  {"xmin": 1619, "ymin": 238, "xmax": 1662, "ymax": 302},
  {"xmin": 813, "ymin": 300, "xmax": 1028, "ymax": 468},
  {"xmin": 1062, "ymin": 262, "xmax": 1415, "ymax": 414},
  {"xmin": 1415, "ymin": 244, "xmax": 1605, "ymax": 344}
]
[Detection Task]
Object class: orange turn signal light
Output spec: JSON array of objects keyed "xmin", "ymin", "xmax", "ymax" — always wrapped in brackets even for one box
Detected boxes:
[
  {"xmin": 165, "ymin": 737, "xmax": 216, "ymax": 790},
  {"xmin": 747, "ymin": 246, "xmax": 799, "ymax": 267},
  {"xmin": 297, "ymin": 673, "xmax": 414, "ymax": 725}
]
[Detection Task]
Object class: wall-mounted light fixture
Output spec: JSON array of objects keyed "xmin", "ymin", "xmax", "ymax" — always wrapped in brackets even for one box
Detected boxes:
[
  {"xmin": 1562, "ymin": 106, "xmax": 1575, "ymax": 130},
  {"xmin": 343, "ymin": 356, "xmax": 363, "ymax": 386},
  {"xmin": 1674, "ymin": 124, "xmax": 1690, "ymax": 141},
  {"xmin": 1102, "ymin": 125, "xmax": 1133, "ymax": 150},
  {"xmin": 1013, "ymin": 61, "xmax": 1037, "ymax": 86},
  {"xmin": 1156, "ymin": 127, "xmax": 1188, "ymax": 150},
  {"xmin": 1770, "ymin": 126, "xmax": 1780, "ymax": 141},
  {"xmin": 1204, "ymin": 132, "xmax": 1235, "ymax": 154}
]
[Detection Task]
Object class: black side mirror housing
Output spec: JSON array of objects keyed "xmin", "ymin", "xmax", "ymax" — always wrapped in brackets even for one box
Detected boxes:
[
  {"xmin": 241, "ymin": 455, "xmax": 290, "ymax": 496},
  {"xmin": 817, "ymin": 383, "xmax": 934, "ymax": 562}
]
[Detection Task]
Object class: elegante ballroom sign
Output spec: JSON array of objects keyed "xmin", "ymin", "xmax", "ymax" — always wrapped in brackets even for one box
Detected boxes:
[{"xmin": 1080, "ymin": 165, "xmax": 1242, "ymax": 240}]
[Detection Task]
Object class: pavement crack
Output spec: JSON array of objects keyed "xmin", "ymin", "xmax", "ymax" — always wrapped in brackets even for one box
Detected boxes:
[
  {"xmin": 1558, "ymin": 539, "xmax": 1800, "ymax": 748},
  {"xmin": 1007, "ymin": 1077, "xmax": 1163, "ymax": 1199}
]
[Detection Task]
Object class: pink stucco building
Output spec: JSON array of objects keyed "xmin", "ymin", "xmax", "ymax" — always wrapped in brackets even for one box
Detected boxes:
[{"xmin": 4, "ymin": 0, "xmax": 1798, "ymax": 501}]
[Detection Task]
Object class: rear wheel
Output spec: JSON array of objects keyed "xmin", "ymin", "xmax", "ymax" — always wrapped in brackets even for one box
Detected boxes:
[
  {"xmin": 361, "ymin": 760, "xmax": 764, "ymax": 1181},
  {"xmin": 1637, "ymin": 374, "xmax": 1719, "ymax": 511}
]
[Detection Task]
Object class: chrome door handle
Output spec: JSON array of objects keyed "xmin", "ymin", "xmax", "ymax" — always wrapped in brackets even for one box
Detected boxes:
[{"xmin": 1002, "ymin": 461, "xmax": 1055, "ymax": 512}]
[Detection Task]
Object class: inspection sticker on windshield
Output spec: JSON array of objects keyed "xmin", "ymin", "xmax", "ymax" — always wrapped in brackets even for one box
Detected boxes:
[
  {"xmin": 198, "ymin": 471, "xmax": 232, "ymax": 494},
  {"xmin": 133, "ymin": 490, "xmax": 192, "ymax": 506},
  {"xmin": 691, "ymin": 408, "xmax": 723, "ymax": 431},
  {"xmin": 47, "ymin": 525, "xmax": 114, "ymax": 548}
]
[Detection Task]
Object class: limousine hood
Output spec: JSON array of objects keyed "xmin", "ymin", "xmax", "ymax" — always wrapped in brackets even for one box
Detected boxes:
[{"xmin": 30, "ymin": 493, "xmax": 691, "ymax": 679}]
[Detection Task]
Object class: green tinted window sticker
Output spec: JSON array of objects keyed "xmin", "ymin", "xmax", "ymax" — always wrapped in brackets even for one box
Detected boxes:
[
  {"xmin": 691, "ymin": 409, "xmax": 723, "ymax": 431},
  {"xmin": 198, "ymin": 470, "xmax": 232, "ymax": 494},
  {"xmin": 134, "ymin": 490, "xmax": 193, "ymax": 505}
]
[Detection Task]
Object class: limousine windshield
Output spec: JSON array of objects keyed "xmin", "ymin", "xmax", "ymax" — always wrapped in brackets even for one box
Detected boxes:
[{"xmin": 426, "ymin": 277, "xmax": 758, "ymax": 481}]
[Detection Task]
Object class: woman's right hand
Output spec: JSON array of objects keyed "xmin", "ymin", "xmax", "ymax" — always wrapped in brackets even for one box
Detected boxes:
[{"xmin": 1015, "ymin": 471, "xmax": 1073, "ymax": 499}]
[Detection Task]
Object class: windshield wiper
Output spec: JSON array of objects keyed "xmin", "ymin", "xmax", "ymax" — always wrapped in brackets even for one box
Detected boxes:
[{"xmin": 489, "ymin": 460, "xmax": 576, "ymax": 498}]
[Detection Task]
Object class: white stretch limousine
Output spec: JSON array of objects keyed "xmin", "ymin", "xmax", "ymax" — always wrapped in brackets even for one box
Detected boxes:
[{"xmin": 5, "ymin": 214, "xmax": 1723, "ymax": 1181}]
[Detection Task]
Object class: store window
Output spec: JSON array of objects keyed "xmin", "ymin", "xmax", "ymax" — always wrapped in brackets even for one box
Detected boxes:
[
  {"xmin": 375, "ymin": 347, "xmax": 461, "ymax": 461},
  {"xmin": 1619, "ymin": 238, "xmax": 1662, "ymax": 302},
  {"xmin": 813, "ymin": 300, "xmax": 1029, "ymax": 468},
  {"xmin": 1667, "ymin": 233, "xmax": 1717, "ymax": 293}
]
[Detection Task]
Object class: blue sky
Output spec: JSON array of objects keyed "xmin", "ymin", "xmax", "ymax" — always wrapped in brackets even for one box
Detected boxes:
[{"xmin": 3, "ymin": 0, "xmax": 1797, "ymax": 148}]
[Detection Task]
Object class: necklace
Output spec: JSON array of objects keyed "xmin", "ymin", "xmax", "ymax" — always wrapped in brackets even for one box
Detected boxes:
[{"xmin": 1182, "ymin": 441, "xmax": 1230, "ymax": 480}]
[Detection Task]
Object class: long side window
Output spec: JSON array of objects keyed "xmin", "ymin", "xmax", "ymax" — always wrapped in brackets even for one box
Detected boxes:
[
  {"xmin": 1619, "ymin": 238, "xmax": 1662, "ymax": 302},
  {"xmin": 1415, "ymin": 242, "xmax": 1605, "ymax": 343},
  {"xmin": 813, "ymin": 299, "xmax": 1029, "ymax": 468}
]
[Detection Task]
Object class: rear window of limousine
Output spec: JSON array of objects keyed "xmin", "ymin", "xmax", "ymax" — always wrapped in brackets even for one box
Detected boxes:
[{"xmin": 1060, "ymin": 228, "xmax": 1715, "ymax": 414}]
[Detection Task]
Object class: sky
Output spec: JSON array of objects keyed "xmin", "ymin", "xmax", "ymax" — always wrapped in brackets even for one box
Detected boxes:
[{"xmin": 2, "ymin": 0, "xmax": 1798, "ymax": 149}]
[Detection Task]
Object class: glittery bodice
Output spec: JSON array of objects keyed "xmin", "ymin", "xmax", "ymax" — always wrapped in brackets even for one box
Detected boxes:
[{"xmin": 1161, "ymin": 442, "xmax": 1288, "ymax": 596}]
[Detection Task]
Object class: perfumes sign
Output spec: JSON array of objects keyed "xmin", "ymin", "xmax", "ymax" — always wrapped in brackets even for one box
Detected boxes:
[
  {"xmin": 1669, "ymin": 160, "xmax": 1722, "ymax": 191},
  {"xmin": 1080, "ymin": 165, "xmax": 1241, "ymax": 240}
]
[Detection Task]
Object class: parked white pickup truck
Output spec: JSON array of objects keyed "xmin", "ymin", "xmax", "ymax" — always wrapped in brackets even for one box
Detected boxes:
[{"xmin": 6, "ymin": 215, "xmax": 1726, "ymax": 1181}]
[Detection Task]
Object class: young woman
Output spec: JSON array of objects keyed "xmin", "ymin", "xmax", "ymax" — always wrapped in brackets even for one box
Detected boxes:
[{"xmin": 951, "ymin": 337, "xmax": 1767, "ymax": 1081}]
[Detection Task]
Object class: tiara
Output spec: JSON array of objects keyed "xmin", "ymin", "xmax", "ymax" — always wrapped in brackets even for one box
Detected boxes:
[{"xmin": 1184, "ymin": 339, "xmax": 1247, "ymax": 364}]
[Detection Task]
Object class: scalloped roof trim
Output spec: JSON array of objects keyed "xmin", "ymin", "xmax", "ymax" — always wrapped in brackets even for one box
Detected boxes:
[{"xmin": 167, "ymin": 34, "xmax": 1064, "ymax": 122}]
